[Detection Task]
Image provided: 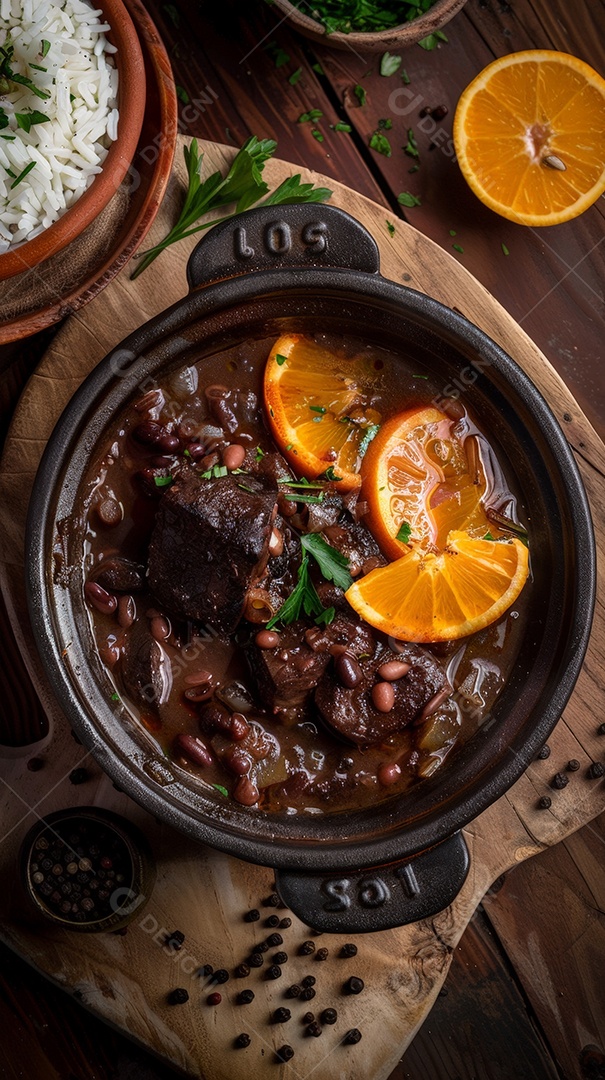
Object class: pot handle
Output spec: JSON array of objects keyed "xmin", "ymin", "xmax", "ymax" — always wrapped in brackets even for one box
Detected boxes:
[
  {"xmin": 275, "ymin": 831, "xmax": 470, "ymax": 934},
  {"xmin": 186, "ymin": 203, "xmax": 380, "ymax": 291}
]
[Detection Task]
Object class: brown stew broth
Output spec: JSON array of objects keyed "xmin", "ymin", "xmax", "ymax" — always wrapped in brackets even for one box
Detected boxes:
[{"xmin": 74, "ymin": 332, "xmax": 529, "ymax": 814}]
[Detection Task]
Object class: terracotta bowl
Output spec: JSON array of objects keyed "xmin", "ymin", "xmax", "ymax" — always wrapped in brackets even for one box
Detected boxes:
[
  {"xmin": 0, "ymin": 0, "xmax": 146, "ymax": 282},
  {"xmin": 270, "ymin": 0, "xmax": 468, "ymax": 52}
]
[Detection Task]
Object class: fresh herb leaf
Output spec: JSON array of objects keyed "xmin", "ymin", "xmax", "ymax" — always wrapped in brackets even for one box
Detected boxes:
[
  {"xmin": 401, "ymin": 68, "xmax": 410, "ymax": 85},
  {"xmin": 176, "ymin": 85, "xmax": 189, "ymax": 104},
  {"xmin": 0, "ymin": 108, "xmax": 9, "ymax": 130},
  {"xmin": 309, "ymin": 405, "xmax": 326, "ymax": 413},
  {"xmin": 378, "ymin": 117, "xmax": 392, "ymax": 130},
  {"xmin": 200, "ymin": 464, "xmax": 228, "ymax": 479},
  {"xmin": 408, "ymin": 163, "xmax": 420, "ymax": 173},
  {"xmin": 311, "ymin": 128, "xmax": 324, "ymax": 142},
  {"xmin": 262, "ymin": 173, "xmax": 332, "ymax": 205},
  {"xmin": 331, "ymin": 122, "xmax": 352, "ymax": 132},
  {"xmin": 266, "ymin": 555, "xmax": 325, "ymax": 628},
  {"xmin": 501, "ymin": 242, "xmax": 510, "ymax": 255},
  {"xmin": 301, "ymin": 533, "xmax": 353, "ymax": 591},
  {"xmin": 255, "ymin": 446, "xmax": 265, "ymax": 461},
  {"xmin": 28, "ymin": 63, "xmax": 47, "ymax": 72},
  {"xmin": 41, "ymin": 39, "xmax": 51, "ymax": 58},
  {"xmin": 288, "ymin": 67, "xmax": 303, "ymax": 85},
  {"xmin": 276, "ymin": 353, "xmax": 287, "ymax": 365},
  {"xmin": 153, "ymin": 474, "xmax": 173, "ymax": 488},
  {"xmin": 452, "ymin": 242, "xmax": 464, "ymax": 253},
  {"xmin": 380, "ymin": 51, "xmax": 402, "ymax": 77},
  {"xmin": 353, "ymin": 84, "xmax": 367, "ymax": 106},
  {"xmin": 483, "ymin": 531, "xmax": 496, "ymax": 541},
  {"xmin": 283, "ymin": 492, "xmax": 325, "ymax": 504},
  {"xmin": 396, "ymin": 521, "xmax": 412, "ymax": 543},
  {"xmin": 404, "ymin": 128, "xmax": 419, "ymax": 159},
  {"xmin": 412, "ymin": 374, "xmax": 428, "ymax": 379},
  {"xmin": 267, "ymin": 43, "xmax": 290, "ymax": 68},
  {"xmin": 386, "ymin": 219, "xmax": 395, "ymax": 236},
  {"xmin": 397, "ymin": 191, "xmax": 421, "ymax": 207},
  {"xmin": 298, "ymin": 109, "xmax": 323, "ymax": 123},
  {"xmin": 15, "ymin": 109, "xmax": 50, "ymax": 133},
  {"xmin": 0, "ymin": 43, "xmax": 50, "ymax": 99},
  {"xmin": 212, "ymin": 784, "xmax": 229, "ymax": 798},
  {"xmin": 10, "ymin": 160, "xmax": 36, "ymax": 189},
  {"xmin": 277, "ymin": 478, "xmax": 325, "ymax": 489},
  {"xmin": 358, "ymin": 422, "xmax": 380, "ymax": 457},
  {"xmin": 312, "ymin": 62, "xmax": 324, "ymax": 74},
  {"xmin": 314, "ymin": 606, "xmax": 335, "ymax": 627},
  {"xmin": 418, "ymin": 30, "xmax": 447, "ymax": 50},
  {"xmin": 111, "ymin": 692, "xmax": 120, "ymax": 701},
  {"xmin": 319, "ymin": 465, "xmax": 343, "ymax": 481},
  {"xmin": 370, "ymin": 131, "xmax": 391, "ymax": 156},
  {"xmin": 449, "ymin": 228, "xmax": 457, "ymax": 236}
]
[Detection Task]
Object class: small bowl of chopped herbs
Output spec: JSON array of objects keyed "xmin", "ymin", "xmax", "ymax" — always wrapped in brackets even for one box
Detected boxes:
[{"xmin": 269, "ymin": 0, "xmax": 467, "ymax": 51}]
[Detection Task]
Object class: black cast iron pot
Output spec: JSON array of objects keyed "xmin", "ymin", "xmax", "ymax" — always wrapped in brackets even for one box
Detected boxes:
[{"xmin": 26, "ymin": 204, "xmax": 595, "ymax": 933}]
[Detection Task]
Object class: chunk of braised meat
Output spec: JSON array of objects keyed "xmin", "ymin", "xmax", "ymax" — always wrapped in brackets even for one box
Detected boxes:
[
  {"xmin": 246, "ymin": 622, "xmax": 333, "ymax": 714},
  {"xmin": 148, "ymin": 469, "xmax": 277, "ymax": 634},
  {"xmin": 304, "ymin": 611, "xmax": 375, "ymax": 659},
  {"xmin": 322, "ymin": 521, "xmax": 386, "ymax": 576},
  {"xmin": 120, "ymin": 618, "xmax": 172, "ymax": 708},
  {"xmin": 305, "ymin": 491, "xmax": 344, "ymax": 533},
  {"xmin": 92, "ymin": 555, "xmax": 145, "ymax": 593},
  {"xmin": 315, "ymin": 645, "xmax": 449, "ymax": 747}
]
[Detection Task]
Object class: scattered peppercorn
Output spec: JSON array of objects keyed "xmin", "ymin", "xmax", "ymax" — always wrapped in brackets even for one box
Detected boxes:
[
  {"xmin": 27, "ymin": 757, "xmax": 44, "ymax": 772},
  {"xmin": 536, "ymin": 744, "xmax": 551, "ymax": 760},
  {"xmin": 266, "ymin": 933, "xmax": 283, "ymax": 947},
  {"xmin": 344, "ymin": 976, "xmax": 365, "ymax": 995},
  {"xmin": 235, "ymin": 963, "xmax": 250, "ymax": 978},
  {"xmin": 567, "ymin": 759, "xmax": 581, "ymax": 771},
  {"xmin": 272, "ymin": 1007, "xmax": 291, "ymax": 1023},
  {"xmin": 257, "ymin": 941, "xmax": 269, "ymax": 953},
  {"xmin": 340, "ymin": 943, "xmax": 358, "ymax": 958},
  {"xmin": 431, "ymin": 104, "xmax": 448, "ymax": 120},
  {"xmin": 551, "ymin": 772, "xmax": 569, "ymax": 790},
  {"xmin": 266, "ymin": 965, "xmax": 282, "ymax": 980},
  {"xmin": 538, "ymin": 795, "xmax": 552, "ymax": 809},
  {"xmin": 321, "ymin": 1008, "xmax": 338, "ymax": 1025},
  {"xmin": 299, "ymin": 940, "xmax": 315, "ymax": 955},
  {"xmin": 286, "ymin": 984, "xmax": 302, "ymax": 998},
  {"xmin": 265, "ymin": 914, "xmax": 280, "ymax": 927},
  {"xmin": 199, "ymin": 964, "xmax": 213, "ymax": 977},
  {"xmin": 315, "ymin": 948, "xmax": 329, "ymax": 961},
  {"xmin": 234, "ymin": 1033, "xmax": 251, "ymax": 1048},
  {"xmin": 69, "ymin": 768, "xmax": 90, "ymax": 785},
  {"xmin": 245, "ymin": 908, "xmax": 260, "ymax": 922},
  {"xmin": 263, "ymin": 893, "xmax": 281, "ymax": 907},
  {"xmin": 273, "ymin": 951, "xmax": 288, "ymax": 964},
  {"xmin": 300, "ymin": 986, "xmax": 316, "ymax": 1001},
  {"xmin": 276, "ymin": 1045, "xmax": 294, "ymax": 1062},
  {"xmin": 207, "ymin": 992, "xmax": 222, "ymax": 1006},
  {"xmin": 598, "ymin": 724, "xmax": 605, "ymax": 736},
  {"xmin": 588, "ymin": 762, "xmax": 605, "ymax": 779},
  {"xmin": 248, "ymin": 953, "xmax": 264, "ymax": 967},
  {"xmin": 343, "ymin": 1028, "xmax": 362, "ymax": 1044},
  {"xmin": 237, "ymin": 990, "xmax": 255, "ymax": 1005},
  {"xmin": 279, "ymin": 917, "xmax": 292, "ymax": 929},
  {"xmin": 167, "ymin": 988, "xmax": 189, "ymax": 1005},
  {"xmin": 302, "ymin": 1011, "xmax": 315, "ymax": 1024},
  {"xmin": 166, "ymin": 930, "xmax": 185, "ymax": 950},
  {"xmin": 301, "ymin": 975, "xmax": 316, "ymax": 988},
  {"xmin": 211, "ymin": 969, "xmax": 229, "ymax": 984},
  {"xmin": 306, "ymin": 1021, "xmax": 322, "ymax": 1037}
]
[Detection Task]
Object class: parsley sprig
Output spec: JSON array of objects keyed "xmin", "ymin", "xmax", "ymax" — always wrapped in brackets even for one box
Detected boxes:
[
  {"xmin": 266, "ymin": 533, "xmax": 353, "ymax": 629},
  {"xmin": 131, "ymin": 137, "xmax": 332, "ymax": 279},
  {"xmin": 0, "ymin": 43, "xmax": 51, "ymax": 99}
]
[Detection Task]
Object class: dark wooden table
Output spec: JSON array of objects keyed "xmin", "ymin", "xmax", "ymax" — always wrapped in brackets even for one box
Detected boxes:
[{"xmin": 1, "ymin": 1, "xmax": 604, "ymax": 1078}]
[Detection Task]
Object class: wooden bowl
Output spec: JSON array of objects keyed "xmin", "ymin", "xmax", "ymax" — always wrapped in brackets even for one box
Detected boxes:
[
  {"xmin": 0, "ymin": 0, "xmax": 146, "ymax": 282},
  {"xmin": 270, "ymin": 0, "xmax": 468, "ymax": 51}
]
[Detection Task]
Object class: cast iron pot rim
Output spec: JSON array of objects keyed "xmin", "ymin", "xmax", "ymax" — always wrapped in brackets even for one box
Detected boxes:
[{"xmin": 26, "ymin": 268, "xmax": 596, "ymax": 872}]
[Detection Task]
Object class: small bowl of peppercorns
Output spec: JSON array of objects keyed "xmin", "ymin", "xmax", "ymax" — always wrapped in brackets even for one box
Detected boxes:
[{"xmin": 19, "ymin": 806, "xmax": 155, "ymax": 932}]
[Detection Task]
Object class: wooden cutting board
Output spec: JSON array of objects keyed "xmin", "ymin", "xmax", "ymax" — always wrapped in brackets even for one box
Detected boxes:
[{"xmin": 1, "ymin": 139, "xmax": 604, "ymax": 1080}]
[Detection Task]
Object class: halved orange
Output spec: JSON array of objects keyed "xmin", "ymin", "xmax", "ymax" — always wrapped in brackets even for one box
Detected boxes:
[
  {"xmin": 360, "ymin": 406, "xmax": 491, "ymax": 559},
  {"xmin": 453, "ymin": 50, "xmax": 605, "ymax": 226},
  {"xmin": 345, "ymin": 530, "xmax": 529, "ymax": 642},
  {"xmin": 263, "ymin": 334, "xmax": 381, "ymax": 491}
]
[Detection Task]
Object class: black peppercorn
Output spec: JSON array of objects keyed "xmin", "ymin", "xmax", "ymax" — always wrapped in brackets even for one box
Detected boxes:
[
  {"xmin": 598, "ymin": 723, "xmax": 605, "ymax": 736},
  {"xmin": 199, "ymin": 964, "xmax": 213, "ymax": 978},
  {"xmin": 340, "ymin": 943, "xmax": 358, "ymax": 958},
  {"xmin": 315, "ymin": 948, "xmax": 328, "ymax": 961},
  {"xmin": 302, "ymin": 1011, "xmax": 315, "ymax": 1024},
  {"xmin": 27, "ymin": 757, "xmax": 44, "ymax": 772},
  {"xmin": 299, "ymin": 940, "xmax": 315, "ymax": 955},
  {"xmin": 343, "ymin": 1028, "xmax": 362, "ymax": 1044},
  {"xmin": 263, "ymin": 893, "xmax": 280, "ymax": 907},
  {"xmin": 272, "ymin": 1007, "xmax": 291, "ymax": 1023},
  {"xmin": 551, "ymin": 772, "xmax": 569, "ymax": 790},
  {"xmin": 234, "ymin": 1033, "xmax": 251, "ymax": 1048},
  {"xmin": 166, "ymin": 930, "xmax": 185, "ymax": 951},
  {"xmin": 344, "ymin": 976, "xmax": 365, "ymax": 995},
  {"xmin": 279, "ymin": 917, "xmax": 292, "ymax": 929},
  {"xmin": 211, "ymin": 969, "xmax": 229, "ymax": 984},
  {"xmin": 301, "ymin": 975, "xmax": 316, "ymax": 988},
  {"xmin": 265, "ymin": 914, "xmax": 280, "ymax": 927},
  {"xmin": 266, "ymin": 964, "xmax": 282, "ymax": 980},
  {"xmin": 245, "ymin": 908, "xmax": 260, "ymax": 922},
  {"xmin": 256, "ymin": 940, "xmax": 269, "ymax": 953},
  {"xmin": 300, "ymin": 986, "xmax": 316, "ymax": 1001},
  {"xmin": 321, "ymin": 1008, "xmax": 338, "ymax": 1025},
  {"xmin": 266, "ymin": 933, "xmax": 283, "ymax": 947},
  {"xmin": 237, "ymin": 990, "xmax": 255, "ymax": 1005},
  {"xmin": 167, "ymin": 988, "xmax": 189, "ymax": 1005},
  {"xmin": 306, "ymin": 1022, "xmax": 322, "ymax": 1038},
  {"xmin": 248, "ymin": 953, "xmax": 264, "ymax": 968},
  {"xmin": 567, "ymin": 759, "xmax": 581, "ymax": 771},
  {"xmin": 235, "ymin": 964, "xmax": 250, "ymax": 978},
  {"xmin": 273, "ymin": 951, "xmax": 288, "ymax": 965},
  {"xmin": 276, "ymin": 1045, "xmax": 294, "ymax": 1062},
  {"xmin": 431, "ymin": 104, "xmax": 449, "ymax": 120},
  {"xmin": 536, "ymin": 744, "xmax": 551, "ymax": 760},
  {"xmin": 69, "ymin": 768, "xmax": 89, "ymax": 785},
  {"xmin": 538, "ymin": 795, "xmax": 552, "ymax": 809},
  {"xmin": 588, "ymin": 762, "xmax": 605, "ymax": 779},
  {"xmin": 286, "ymin": 984, "xmax": 301, "ymax": 998}
]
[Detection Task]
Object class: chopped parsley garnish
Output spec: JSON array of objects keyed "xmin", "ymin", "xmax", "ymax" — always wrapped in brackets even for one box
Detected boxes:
[
  {"xmin": 275, "ymin": 353, "xmax": 287, "ymax": 365},
  {"xmin": 41, "ymin": 39, "xmax": 51, "ymax": 58},
  {"xmin": 314, "ymin": 606, "xmax": 336, "ymax": 626},
  {"xmin": 380, "ymin": 51, "xmax": 402, "ymax": 77},
  {"xmin": 309, "ymin": 404, "xmax": 326, "ymax": 413},
  {"xmin": 298, "ymin": 109, "xmax": 323, "ymax": 123},
  {"xmin": 311, "ymin": 128, "xmax": 324, "ymax": 142},
  {"xmin": 332, "ymin": 122, "xmax": 352, "ymax": 132},
  {"xmin": 312, "ymin": 62, "xmax": 324, "ymax": 74},
  {"xmin": 401, "ymin": 68, "xmax": 410, "ymax": 85},
  {"xmin": 10, "ymin": 160, "xmax": 36, "ymax": 189},
  {"xmin": 397, "ymin": 191, "xmax": 421, "ymax": 207},
  {"xmin": 28, "ymin": 63, "xmax": 47, "ymax": 72},
  {"xmin": 319, "ymin": 465, "xmax": 343, "ymax": 481},
  {"xmin": 354, "ymin": 84, "xmax": 367, "ymax": 106},
  {"xmin": 200, "ymin": 464, "xmax": 228, "ymax": 479},
  {"xmin": 501, "ymin": 243, "xmax": 510, "ymax": 255},
  {"xmin": 255, "ymin": 445, "xmax": 265, "ymax": 461},
  {"xmin": 212, "ymin": 784, "xmax": 229, "ymax": 797},
  {"xmin": 110, "ymin": 692, "xmax": 120, "ymax": 701},
  {"xmin": 283, "ymin": 492, "xmax": 324, "ymax": 504},
  {"xmin": 277, "ymin": 478, "xmax": 325, "ymax": 489},
  {"xmin": 483, "ymin": 531, "xmax": 496, "ymax": 541},
  {"xmin": 15, "ymin": 110, "xmax": 50, "ymax": 133},
  {"xmin": 176, "ymin": 85, "xmax": 189, "ymax": 104},
  {"xmin": 378, "ymin": 117, "xmax": 392, "ymax": 130},
  {"xmin": 404, "ymin": 128, "xmax": 419, "ymax": 159},
  {"xmin": 370, "ymin": 131, "xmax": 391, "ymax": 157},
  {"xmin": 153, "ymin": 474, "xmax": 173, "ymax": 487},
  {"xmin": 266, "ymin": 556, "xmax": 325, "ymax": 628},
  {"xmin": 418, "ymin": 29, "xmax": 448, "ymax": 50},
  {"xmin": 452, "ymin": 243, "xmax": 464, "ymax": 254},
  {"xmin": 396, "ymin": 521, "xmax": 412, "ymax": 543},
  {"xmin": 266, "ymin": 535, "xmax": 353, "ymax": 629},
  {"xmin": 267, "ymin": 42, "xmax": 290, "ymax": 68},
  {"xmin": 449, "ymin": 229, "xmax": 457, "ymax": 236},
  {"xmin": 386, "ymin": 219, "xmax": 395, "ymax": 236},
  {"xmin": 288, "ymin": 67, "xmax": 303, "ymax": 85},
  {"xmin": 0, "ymin": 43, "xmax": 51, "ymax": 99},
  {"xmin": 412, "ymin": 374, "xmax": 428, "ymax": 379},
  {"xmin": 301, "ymin": 533, "xmax": 353, "ymax": 591}
]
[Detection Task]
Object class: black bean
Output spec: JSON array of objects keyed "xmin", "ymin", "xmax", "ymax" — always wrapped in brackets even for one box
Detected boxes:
[
  {"xmin": 306, "ymin": 1022, "xmax": 322, "ymax": 1037},
  {"xmin": 235, "ymin": 964, "xmax": 250, "ymax": 978},
  {"xmin": 335, "ymin": 652, "xmax": 363, "ymax": 689},
  {"xmin": 300, "ymin": 987, "xmax": 316, "ymax": 1001},
  {"xmin": 245, "ymin": 908, "xmax": 260, "ymax": 922},
  {"xmin": 234, "ymin": 1033, "xmax": 251, "ymax": 1049},
  {"xmin": 266, "ymin": 933, "xmax": 283, "ymax": 947},
  {"xmin": 321, "ymin": 1008, "xmax": 338, "ymax": 1025},
  {"xmin": 237, "ymin": 990, "xmax": 255, "ymax": 1005},
  {"xmin": 167, "ymin": 988, "xmax": 189, "ymax": 1005},
  {"xmin": 315, "ymin": 948, "xmax": 328, "ymax": 961},
  {"xmin": 344, "ymin": 976, "xmax": 364, "ymax": 995},
  {"xmin": 286, "ymin": 984, "xmax": 301, "ymax": 998},
  {"xmin": 211, "ymin": 969, "xmax": 229, "ymax": 984},
  {"xmin": 299, "ymin": 940, "xmax": 315, "ymax": 955},
  {"xmin": 279, "ymin": 917, "xmax": 292, "ymax": 929},
  {"xmin": 266, "ymin": 965, "xmax": 282, "ymax": 980},
  {"xmin": 301, "ymin": 975, "xmax": 316, "ymax": 988},
  {"xmin": 273, "ymin": 951, "xmax": 288, "ymax": 965},
  {"xmin": 272, "ymin": 1007, "xmax": 291, "ymax": 1023},
  {"xmin": 340, "ymin": 943, "xmax": 358, "ymax": 958},
  {"xmin": 343, "ymin": 1028, "xmax": 362, "ymax": 1044},
  {"xmin": 265, "ymin": 914, "xmax": 280, "ymax": 927},
  {"xmin": 276, "ymin": 1045, "xmax": 294, "ymax": 1062}
]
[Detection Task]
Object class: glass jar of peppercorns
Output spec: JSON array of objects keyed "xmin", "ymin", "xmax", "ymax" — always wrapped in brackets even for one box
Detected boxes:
[{"xmin": 19, "ymin": 807, "xmax": 156, "ymax": 932}]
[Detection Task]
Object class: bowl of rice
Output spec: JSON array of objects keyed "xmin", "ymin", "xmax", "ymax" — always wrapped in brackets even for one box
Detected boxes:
[{"xmin": 0, "ymin": 0, "xmax": 146, "ymax": 280}]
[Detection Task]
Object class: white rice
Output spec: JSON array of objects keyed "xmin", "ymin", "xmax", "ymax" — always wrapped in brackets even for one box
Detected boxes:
[{"xmin": 0, "ymin": 0, "xmax": 118, "ymax": 252}]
